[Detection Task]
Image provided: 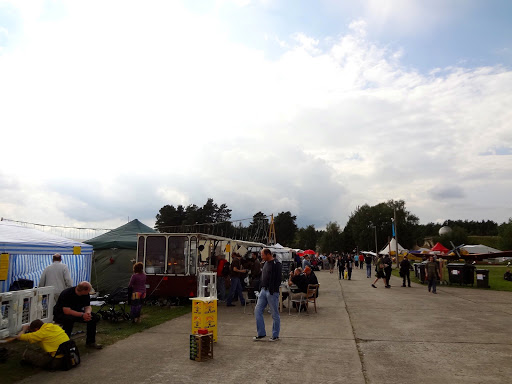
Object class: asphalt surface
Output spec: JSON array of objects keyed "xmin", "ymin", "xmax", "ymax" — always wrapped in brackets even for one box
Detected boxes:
[{"xmin": 19, "ymin": 266, "xmax": 512, "ymax": 384}]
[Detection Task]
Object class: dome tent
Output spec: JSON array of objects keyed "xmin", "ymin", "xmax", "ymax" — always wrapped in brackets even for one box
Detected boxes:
[
  {"xmin": 85, "ymin": 219, "xmax": 156, "ymax": 294},
  {"xmin": 0, "ymin": 221, "xmax": 93, "ymax": 292}
]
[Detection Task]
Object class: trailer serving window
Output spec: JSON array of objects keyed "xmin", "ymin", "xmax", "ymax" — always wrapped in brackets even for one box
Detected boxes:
[
  {"xmin": 189, "ymin": 236, "xmax": 197, "ymax": 275},
  {"xmin": 167, "ymin": 236, "xmax": 187, "ymax": 274},
  {"xmin": 137, "ymin": 236, "xmax": 145, "ymax": 263},
  {"xmin": 145, "ymin": 236, "xmax": 166, "ymax": 274}
]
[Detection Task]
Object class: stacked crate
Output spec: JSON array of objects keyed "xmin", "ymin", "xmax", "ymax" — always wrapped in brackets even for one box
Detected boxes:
[
  {"xmin": 191, "ymin": 298, "xmax": 217, "ymax": 342},
  {"xmin": 189, "ymin": 333, "xmax": 213, "ymax": 362}
]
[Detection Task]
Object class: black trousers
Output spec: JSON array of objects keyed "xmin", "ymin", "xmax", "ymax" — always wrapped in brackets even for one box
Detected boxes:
[
  {"xmin": 55, "ymin": 313, "xmax": 100, "ymax": 344},
  {"xmin": 347, "ymin": 268, "xmax": 352, "ymax": 280},
  {"xmin": 385, "ymin": 268, "xmax": 392, "ymax": 286},
  {"xmin": 402, "ymin": 271, "xmax": 411, "ymax": 286},
  {"xmin": 338, "ymin": 268, "xmax": 344, "ymax": 279}
]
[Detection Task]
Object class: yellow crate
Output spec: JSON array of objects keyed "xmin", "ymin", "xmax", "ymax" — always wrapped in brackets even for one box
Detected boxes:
[{"xmin": 191, "ymin": 299, "xmax": 217, "ymax": 342}]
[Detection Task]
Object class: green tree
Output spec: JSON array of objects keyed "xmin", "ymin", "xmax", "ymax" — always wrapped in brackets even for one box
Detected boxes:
[
  {"xmin": 294, "ymin": 225, "xmax": 318, "ymax": 250},
  {"xmin": 155, "ymin": 204, "xmax": 186, "ymax": 232},
  {"xmin": 274, "ymin": 211, "xmax": 298, "ymax": 247},
  {"xmin": 343, "ymin": 200, "xmax": 420, "ymax": 252},
  {"xmin": 498, "ymin": 219, "xmax": 512, "ymax": 250},
  {"xmin": 156, "ymin": 198, "xmax": 232, "ymax": 232},
  {"xmin": 318, "ymin": 222, "xmax": 343, "ymax": 254}
]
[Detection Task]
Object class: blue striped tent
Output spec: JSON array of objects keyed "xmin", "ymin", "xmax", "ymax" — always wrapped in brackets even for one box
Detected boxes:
[{"xmin": 0, "ymin": 221, "xmax": 93, "ymax": 292}]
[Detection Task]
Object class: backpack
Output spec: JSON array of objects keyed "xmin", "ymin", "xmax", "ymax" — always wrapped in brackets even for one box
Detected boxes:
[
  {"xmin": 54, "ymin": 340, "xmax": 80, "ymax": 370},
  {"xmin": 221, "ymin": 261, "xmax": 231, "ymax": 277}
]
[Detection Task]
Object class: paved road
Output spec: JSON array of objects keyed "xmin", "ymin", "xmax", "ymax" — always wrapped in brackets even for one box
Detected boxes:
[{"xmin": 20, "ymin": 267, "xmax": 512, "ymax": 384}]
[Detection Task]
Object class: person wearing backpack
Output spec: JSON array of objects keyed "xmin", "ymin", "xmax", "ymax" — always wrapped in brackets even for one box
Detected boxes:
[{"xmin": 16, "ymin": 319, "xmax": 69, "ymax": 369}]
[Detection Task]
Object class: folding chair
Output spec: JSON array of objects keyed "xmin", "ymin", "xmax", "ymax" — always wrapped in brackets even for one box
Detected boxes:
[
  {"xmin": 304, "ymin": 284, "xmax": 319, "ymax": 313},
  {"xmin": 243, "ymin": 289, "xmax": 258, "ymax": 314}
]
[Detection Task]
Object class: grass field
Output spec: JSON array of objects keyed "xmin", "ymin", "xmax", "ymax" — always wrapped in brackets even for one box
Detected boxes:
[
  {"xmin": 392, "ymin": 264, "xmax": 512, "ymax": 292},
  {"xmin": 0, "ymin": 304, "xmax": 191, "ymax": 384}
]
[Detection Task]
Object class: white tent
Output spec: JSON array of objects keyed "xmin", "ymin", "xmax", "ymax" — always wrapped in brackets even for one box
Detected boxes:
[
  {"xmin": 462, "ymin": 245, "xmax": 502, "ymax": 254},
  {"xmin": 267, "ymin": 243, "xmax": 293, "ymax": 262},
  {"xmin": 0, "ymin": 221, "xmax": 93, "ymax": 292},
  {"xmin": 379, "ymin": 238, "xmax": 406, "ymax": 255}
]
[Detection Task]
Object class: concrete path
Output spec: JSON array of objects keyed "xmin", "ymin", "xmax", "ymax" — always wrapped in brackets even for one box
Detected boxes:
[{"xmin": 19, "ymin": 267, "xmax": 512, "ymax": 384}]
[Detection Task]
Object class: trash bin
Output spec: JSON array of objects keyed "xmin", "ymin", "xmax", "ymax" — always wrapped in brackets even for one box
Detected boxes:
[
  {"xmin": 462, "ymin": 264, "xmax": 476, "ymax": 286},
  {"xmin": 413, "ymin": 262, "xmax": 427, "ymax": 283},
  {"xmin": 475, "ymin": 269, "xmax": 490, "ymax": 288},
  {"xmin": 447, "ymin": 263, "xmax": 464, "ymax": 285},
  {"xmin": 447, "ymin": 263, "xmax": 475, "ymax": 286}
]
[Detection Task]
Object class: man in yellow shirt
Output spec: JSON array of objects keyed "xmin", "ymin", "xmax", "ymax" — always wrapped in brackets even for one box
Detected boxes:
[{"xmin": 17, "ymin": 319, "xmax": 69, "ymax": 369}]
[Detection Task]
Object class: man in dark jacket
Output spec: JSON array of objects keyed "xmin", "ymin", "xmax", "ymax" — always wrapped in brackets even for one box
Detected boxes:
[
  {"xmin": 253, "ymin": 248, "xmax": 282, "ymax": 342},
  {"xmin": 400, "ymin": 256, "xmax": 411, "ymax": 287},
  {"xmin": 337, "ymin": 255, "xmax": 346, "ymax": 280},
  {"xmin": 383, "ymin": 255, "xmax": 392, "ymax": 288}
]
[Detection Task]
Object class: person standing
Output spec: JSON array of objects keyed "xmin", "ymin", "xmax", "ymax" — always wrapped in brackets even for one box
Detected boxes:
[
  {"xmin": 250, "ymin": 251, "xmax": 262, "ymax": 292},
  {"xmin": 371, "ymin": 255, "xmax": 386, "ymax": 288},
  {"xmin": 365, "ymin": 254, "xmax": 373, "ymax": 278},
  {"xmin": 359, "ymin": 253, "xmax": 364, "ymax": 269},
  {"xmin": 328, "ymin": 254, "xmax": 335, "ymax": 274},
  {"xmin": 39, "ymin": 253, "xmax": 73, "ymax": 302},
  {"xmin": 226, "ymin": 253, "xmax": 247, "ymax": 307},
  {"xmin": 400, "ymin": 256, "xmax": 411, "ymax": 287},
  {"xmin": 253, "ymin": 248, "xmax": 282, "ymax": 342},
  {"xmin": 128, "ymin": 262, "xmax": 146, "ymax": 323},
  {"xmin": 302, "ymin": 255, "xmax": 311, "ymax": 270},
  {"xmin": 337, "ymin": 255, "xmax": 345, "ymax": 280},
  {"xmin": 383, "ymin": 254, "xmax": 392, "ymax": 288},
  {"xmin": 215, "ymin": 254, "xmax": 228, "ymax": 301},
  {"xmin": 346, "ymin": 255, "xmax": 353, "ymax": 280},
  {"xmin": 53, "ymin": 281, "xmax": 102, "ymax": 349},
  {"xmin": 425, "ymin": 255, "xmax": 439, "ymax": 294}
]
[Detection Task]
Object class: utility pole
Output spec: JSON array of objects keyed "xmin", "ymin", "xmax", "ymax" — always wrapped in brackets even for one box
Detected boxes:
[
  {"xmin": 394, "ymin": 207, "xmax": 398, "ymax": 268},
  {"xmin": 268, "ymin": 214, "xmax": 276, "ymax": 245}
]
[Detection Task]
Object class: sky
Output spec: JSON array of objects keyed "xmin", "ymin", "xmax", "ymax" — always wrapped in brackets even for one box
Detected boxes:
[{"xmin": 0, "ymin": 0, "xmax": 511, "ymax": 235}]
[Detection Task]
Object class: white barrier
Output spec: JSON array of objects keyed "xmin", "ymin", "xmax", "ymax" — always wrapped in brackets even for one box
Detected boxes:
[{"xmin": 0, "ymin": 287, "xmax": 56, "ymax": 337}]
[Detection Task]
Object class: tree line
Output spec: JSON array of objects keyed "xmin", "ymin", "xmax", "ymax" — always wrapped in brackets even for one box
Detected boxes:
[{"xmin": 155, "ymin": 198, "xmax": 512, "ymax": 252}]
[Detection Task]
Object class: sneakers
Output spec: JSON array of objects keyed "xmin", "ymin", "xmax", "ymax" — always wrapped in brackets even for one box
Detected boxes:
[
  {"xmin": 269, "ymin": 337, "xmax": 279, "ymax": 342},
  {"xmin": 371, "ymin": 284, "xmax": 377, "ymax": 288},
  {"xmin": 253, "ymin": 335, "xmax": 266, "ymax": 341}
]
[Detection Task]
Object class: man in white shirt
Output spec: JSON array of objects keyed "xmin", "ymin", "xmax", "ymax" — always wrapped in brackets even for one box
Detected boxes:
[{"xmin": 39, "ymin": 253, "xmax": 73, "ymax": 301}]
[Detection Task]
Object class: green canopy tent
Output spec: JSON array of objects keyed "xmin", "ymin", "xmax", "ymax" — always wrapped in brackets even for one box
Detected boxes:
[{"xmin": 85, "ymin": 219, "xmax": 156, "ymax": 294}]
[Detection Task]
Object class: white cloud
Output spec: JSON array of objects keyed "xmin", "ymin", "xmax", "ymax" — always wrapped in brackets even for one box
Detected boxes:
[{"xmin": 0, "ymin": 1, "xmax": 511, "ymax": 231}]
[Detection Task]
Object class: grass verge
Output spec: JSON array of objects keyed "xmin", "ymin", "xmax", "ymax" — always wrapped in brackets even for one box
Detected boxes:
[{"xmin": 0, "ymin": 304, "xmax": 190, "ymax": 384}]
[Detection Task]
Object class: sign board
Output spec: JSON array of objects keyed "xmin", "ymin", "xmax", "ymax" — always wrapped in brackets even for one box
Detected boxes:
[
  {"xmin": 0, "ymin": 253, "xmax": 9, "ymax": 281},
  {"xmin": 281, "ymin": 260, "xmax": 292, "ymax": 281},
  {"xmin": 73, "ymin": 246, "xmax": 81, "ymax": 255}
]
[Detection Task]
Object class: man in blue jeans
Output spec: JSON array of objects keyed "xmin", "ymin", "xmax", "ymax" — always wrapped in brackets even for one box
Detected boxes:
[
  {"xmin": 365, "ymin": 254, "xmax": 373, "ymax": 278},
  {"xmin": 254, "ymin": 248, "xmax": 282, "ymax": 342},
  {"xmin": 226, "ymin": 252, "xmax": 247, "ymax": 307}
]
